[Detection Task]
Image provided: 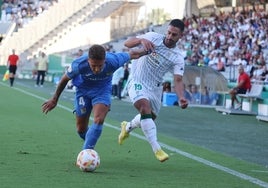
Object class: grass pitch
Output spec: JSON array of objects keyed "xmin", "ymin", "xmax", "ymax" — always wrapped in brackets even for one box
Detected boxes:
[{"xmin": 0, "ymin": 80, "xmax": 268, "ymax": 188}]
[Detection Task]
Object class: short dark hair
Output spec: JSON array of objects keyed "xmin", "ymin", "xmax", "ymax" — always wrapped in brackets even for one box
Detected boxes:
[
  {"xmin": 169, "ymin": 19, "xmax": 185, "ymax": 32},
  {"xmin": 88, "ymin": 44, "xmax": 106, "ymax": 60}
]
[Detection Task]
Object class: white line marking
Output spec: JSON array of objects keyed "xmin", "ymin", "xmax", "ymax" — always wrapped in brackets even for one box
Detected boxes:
[
  {"xmin": 3, "ymin": 82, "xmax": 268, "ymax": 188},
  {"xmin": 251, "ymin": 170, "xmax": 268, "ymax": 173}
]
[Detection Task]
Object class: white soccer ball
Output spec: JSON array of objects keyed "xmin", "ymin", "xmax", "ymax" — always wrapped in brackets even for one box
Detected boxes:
[{"xmin": 76, "ymin": 149, "xmax": 100, "ymax": 172}]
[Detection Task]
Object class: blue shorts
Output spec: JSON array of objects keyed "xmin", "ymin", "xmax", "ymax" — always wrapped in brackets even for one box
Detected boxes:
[{"xmin": 74, "ymin": 88, "xmax": 111, "ymax": 117}]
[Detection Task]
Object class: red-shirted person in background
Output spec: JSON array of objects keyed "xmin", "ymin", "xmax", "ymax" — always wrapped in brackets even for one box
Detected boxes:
[
  {"xmin": 7, "ymin": 49, "xmax": 19, "ymax": 87},
  {"xmin": 229, "ymin": 65, "xmax": 251, "ymax": 109}
]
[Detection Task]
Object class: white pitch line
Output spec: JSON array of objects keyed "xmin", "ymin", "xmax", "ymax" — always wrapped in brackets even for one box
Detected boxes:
[
  {"xmin": 251, "ymin": 170, "xmax": 268, "ymax": 173},
  {"xmin": 2, "ymin": 82, "xmax": 268, "ymax": 188}
]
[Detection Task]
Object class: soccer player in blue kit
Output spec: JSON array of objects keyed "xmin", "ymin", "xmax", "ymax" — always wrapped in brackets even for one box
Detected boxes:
[{"xmin": 42, "ymin": 44, "xmax": 146, "ymax": 150}]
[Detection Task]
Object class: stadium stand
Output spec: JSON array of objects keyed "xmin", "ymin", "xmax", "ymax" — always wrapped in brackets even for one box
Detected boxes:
[
  {"xmin": 1, "ymin": 0, "xmax": 268, "ymax": 122},
  {"xmin": 0, "ymin": 0, "xmax": 143, "ymax": 65}
]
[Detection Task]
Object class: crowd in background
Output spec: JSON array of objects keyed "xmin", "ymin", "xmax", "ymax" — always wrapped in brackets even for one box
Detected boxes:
[
  {"xmin": 1, "ymin": 0, "xmax": 57, "ymax": 28},
  {"xmin": 179, "ymin": 7, "xmax": 268, "ymax": 83},
  {"xmin": 154, "ymin": 6, "xmax": 268, "ymax": 105},
  {"xmin": 108, "ymin": 7, "xmax": 268, "ymax": 105},
  {"xmin": 4, "ymin": 3, "xmax": 268, "ymax": 105}
]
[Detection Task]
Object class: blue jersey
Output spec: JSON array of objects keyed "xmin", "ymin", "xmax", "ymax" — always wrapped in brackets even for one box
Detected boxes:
[{"xmin": 66, "ymin": 52, "xmax": 130, "ymax": 93}]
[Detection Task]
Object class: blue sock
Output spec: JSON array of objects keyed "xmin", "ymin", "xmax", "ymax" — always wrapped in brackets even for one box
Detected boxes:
[
  {"xmin": 77, "ymin": 127, "xmax": 89, "ymax": 140},
  {"xmin": 83, "ymin": 123, "xmax": 103, "ymax": 149}
]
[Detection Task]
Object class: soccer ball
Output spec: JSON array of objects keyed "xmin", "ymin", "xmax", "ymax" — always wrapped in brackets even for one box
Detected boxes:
[{"xmin": 76, "ymin": 149, "xmax": 100, "ymax": 172}]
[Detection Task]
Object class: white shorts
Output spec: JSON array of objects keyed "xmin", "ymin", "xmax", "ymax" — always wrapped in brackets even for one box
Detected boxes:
[{"xmin": 127, "ymin": 79, "xmax": 163, "ymax": 115}]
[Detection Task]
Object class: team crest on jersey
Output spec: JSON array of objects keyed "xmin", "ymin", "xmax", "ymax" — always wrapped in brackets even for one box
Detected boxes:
[
  {"xmin": 151, "ymin": 52, "xmax": 159, "ymax": 59},
  {"xmin": 152, "ymin": 51, "xmax": 157, "ymax": 56},
  {"xmin": 106, "ymin": 72, "xmax": 113, "ymax": 76},
  {"xmin": 148, "ymin": 54, "xmax": 160, "ymax": 66}
]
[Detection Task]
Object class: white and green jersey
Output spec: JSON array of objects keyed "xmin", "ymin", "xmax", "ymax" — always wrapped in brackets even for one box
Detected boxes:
[
  {"xmin": 127, "ymin": 32, "xmax": 185, "ymax": 115},
  {"xmin": 131, "ymin": 32, "xmax": 185, "ymax": 90}
]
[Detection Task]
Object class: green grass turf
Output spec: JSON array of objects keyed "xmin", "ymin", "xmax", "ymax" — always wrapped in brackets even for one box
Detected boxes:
[{"xmin": 0, "ymin": 81, "xmax": 268, "ymax": 188}]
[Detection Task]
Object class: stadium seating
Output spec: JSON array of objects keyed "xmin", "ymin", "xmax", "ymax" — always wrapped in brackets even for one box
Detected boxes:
[
  {"xmin": 215, "ymin": 82, "xmax": 265, "ymax": 116},
  {"xmin": 238, "ymin": 82, "xmax": 264, "ymax": 112}
]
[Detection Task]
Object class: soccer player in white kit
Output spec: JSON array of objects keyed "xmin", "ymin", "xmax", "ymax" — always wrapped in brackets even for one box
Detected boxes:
[{"xmin": 118, "ymin": 19, "xmax": 188, "ymax": 162}]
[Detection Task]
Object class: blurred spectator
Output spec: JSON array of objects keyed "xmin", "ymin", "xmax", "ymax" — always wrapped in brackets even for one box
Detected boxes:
[
  {"xmin": 201, "ymin": 86, "xmax": 210, "ymax": 104},
  {"xmin": 112, "ymin": 66, "xmax": 124, "ymax": 99},
  {"xmin": 178, "ymin": 7, "xmax": 268, "ymax": 85},
  {"xmin": 118, "ymin": 63, "xmax": 130, "ymax": 99},
  {"xmin": 162, "ymin": 81, "xmax": 171, "ymax": 93},
  {"xmin": 148, "ymin": 22, "xmax": 154, "ymax": 32},
  {"xmin": 35, "ymin": 51, "xmax": 48, "ymax": 87},
  {"xmin": 245, "ymin": 59, "xmax": 255, "ymax": 78},
  {"xmin": 189, "ymin": 84, "xmax": 201, "ymax": 104},
  {"xmin": 252, "ymin": 64, "xmax": 266, "ymax": 81},
  {"xmin": 229, "ymin": 65, "xmax": 251, "ymax": 109},
  {"xmin": 6, "ymin": 49, "xmax": 19, "ymax": 87},
  {"xmin": 1, "ymin": 0, "xmax": 55, "ymax": 28},
  {"xmin": 183, "ymin": 84, "xmax": 191, "ymax": 102},
  {"xmin": 77, "ymin": 49, "xmax": 83, "ymax": 57},
  {"xmin": 122, "ymin": 63, "xmax": 129, "ymax": 85},
  {"xmin": 259, "ymin": 65, "xmax": 268, "ymax": 81},
  {"xmin": 216, "ymin": 53, "xmax": 226, "ymax": 72},
  {"xmin": 29, "ymin": 54, "xmax": 38, "ymax": 79}
]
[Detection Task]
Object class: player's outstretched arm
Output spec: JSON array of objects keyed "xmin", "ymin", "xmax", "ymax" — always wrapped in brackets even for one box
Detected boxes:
[
  {"xmin": 124, "ymin": 37, "xmax": 155, "ymax": 52},
  {"xmin": 128, "ymin": 48, "xmax": 148, "ymax": 59},
  {"xmin": 42, "ymin": 74, "xmax": 70, "ymax": 114}
]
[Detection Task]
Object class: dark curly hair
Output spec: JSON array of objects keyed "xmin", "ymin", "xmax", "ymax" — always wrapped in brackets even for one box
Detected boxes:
[
  {"xmin": 169, "ymin": 19, "xmax": 185, "ymax": 32},
  {"xmin": 88, "ymin": 44, "xmax": 106, "ymax": 60}
]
